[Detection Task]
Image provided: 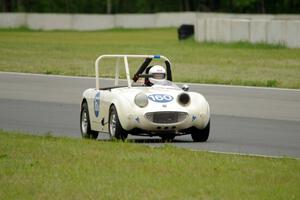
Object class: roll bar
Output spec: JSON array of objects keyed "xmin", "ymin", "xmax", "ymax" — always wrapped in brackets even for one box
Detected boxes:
[{"xmin": 94, "ymin": 54, "xmax": 171, "ymax": 89}]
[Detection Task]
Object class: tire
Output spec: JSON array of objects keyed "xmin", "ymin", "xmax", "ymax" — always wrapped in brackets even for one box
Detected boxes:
[
  {"xmin": 160, "ymin": 133, "xmax": 175, "ymax": 143},
  {"xmin": 189, "ymin": 120, "xmax": 210, "ymax": 142},
  {"xmin": 109, "ymin": 105, "xmax": 128, "ymax": 141},
  {"xmin": 80, "ymin": 102, "xmax": 99, "ymax": 139}
]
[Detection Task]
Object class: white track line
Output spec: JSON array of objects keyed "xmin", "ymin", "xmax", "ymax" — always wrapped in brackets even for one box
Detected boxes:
[{"xmin": 1, "ymin": 71, "xmax": 300, "ymax": 92}]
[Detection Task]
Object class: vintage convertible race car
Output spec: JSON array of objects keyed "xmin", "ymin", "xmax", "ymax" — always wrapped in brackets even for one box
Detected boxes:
[{"xmin": 80, "ymin": 54, "xmax": 210, "ymax": 142}]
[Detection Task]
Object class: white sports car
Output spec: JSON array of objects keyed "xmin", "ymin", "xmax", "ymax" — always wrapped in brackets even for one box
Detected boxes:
[{"xmin": 80, "ymin": 54, "xmax": 210, "ymax": 142}]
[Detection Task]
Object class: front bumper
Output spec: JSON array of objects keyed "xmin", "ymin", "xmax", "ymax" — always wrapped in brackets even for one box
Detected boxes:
[{"xmin": 125, "ymin": 110, "xmax": 210, "ymax": 132}]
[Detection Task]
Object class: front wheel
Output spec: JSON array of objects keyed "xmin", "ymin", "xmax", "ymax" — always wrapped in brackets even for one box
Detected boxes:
[
  {"xmin": 109, "ymin": 105, "xmax": 128, "ymax": 141},
  {"xmin": 188, "ymin": 120, "xmax": 210, "ymax": 142},
  {"xmin": 80, "ymin": 102, "xmax": 99, "ymax": 139}
]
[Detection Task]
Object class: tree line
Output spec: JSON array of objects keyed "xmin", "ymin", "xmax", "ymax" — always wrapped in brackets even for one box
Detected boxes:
[{"xmin": 1, "ymin": 0, "xmax": 299, "ymax": 14}]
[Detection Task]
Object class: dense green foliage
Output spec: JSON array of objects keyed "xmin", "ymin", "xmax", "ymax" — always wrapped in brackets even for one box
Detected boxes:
[
  {"xmin": 1, "ymin": 0, "xmax": 299, "ymax": 14},
  {"xmin": 0, "ymin": 130, "xmax": 299, "ymax": 199}
]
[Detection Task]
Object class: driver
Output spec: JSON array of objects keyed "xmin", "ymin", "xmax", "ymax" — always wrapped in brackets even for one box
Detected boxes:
[{"xmin": 146, "ymin": 65, "xmax": 166, "ymax": 86}]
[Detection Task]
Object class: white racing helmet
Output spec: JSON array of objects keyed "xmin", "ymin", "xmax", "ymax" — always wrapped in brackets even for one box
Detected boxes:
[{"xmin": 149, "ymin": 65, "xmax": 166, "ymax": 84}]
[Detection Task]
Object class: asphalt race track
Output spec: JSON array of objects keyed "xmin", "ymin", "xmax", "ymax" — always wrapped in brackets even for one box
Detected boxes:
[{"xmin": 1, "ymin": 72, "xmax": 300, "ymax": 158}]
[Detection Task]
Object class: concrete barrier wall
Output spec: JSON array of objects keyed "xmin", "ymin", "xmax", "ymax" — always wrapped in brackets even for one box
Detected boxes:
[
  {"xmin": 0, "ymin": 13, "xmax": 26, "ymax": 28},
  {"xmin": 0, "ymin": 12, "xmax": 299, "ymax": 48},
  {"xmin": 250, "ymin": 20, "xmax": 268, "ymax": 43},
  {"xmin": 266, "ymin": 20, "xmax": 286, "ymax": 44},
  {"xmin": 231, "ymin": 19, "xmax": 250, "ymax": 42},
  {"xmin": 0, "ymin": 12, "xmax": 196, "ymax": 30},
  {"xmin": 115, "ymin": 14, "xmax": 155, "ymax": 28},
  {"xmin": 27, "ymin": 14, "xmax": 72, "ymax": 30},
  {"xmin": 218, "ymin": 19, "xmax": 231, "ymax": 42},
  {"xmin": 25, "ymin": 13, "xmax": 115, "ymax": 30},
  {"xmin": 286, "ymin": 20, "xmax": 300, "ymax": 48},
  {"xmin": 72, "ymin": 14, "xmax": 115, "ymax": 30},
  {"xmin": 155, "ymin": 12, "xmax": 195, "ymax": 27},
  {"xmin": 195, "ymin": 16, "xmax": 300, "ymax": 48}
]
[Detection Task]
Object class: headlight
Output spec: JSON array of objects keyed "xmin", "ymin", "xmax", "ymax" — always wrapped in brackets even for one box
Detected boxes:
[
  {"xmin": 134, "ymin": 92, "xmax": 148, "ymax": 108},
  {"xmin": 177, "ymin": 93, "xmax": 190, "ymax": 106}
]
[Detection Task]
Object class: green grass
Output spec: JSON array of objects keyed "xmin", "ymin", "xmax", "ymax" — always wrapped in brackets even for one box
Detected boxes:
[
  {"xmin": 0, "ymin": 28, "xmax": 300, "ymax": 88},
  {"xmin": 0, "ymin": 130, "xmax": 299, "ymax": 199}
]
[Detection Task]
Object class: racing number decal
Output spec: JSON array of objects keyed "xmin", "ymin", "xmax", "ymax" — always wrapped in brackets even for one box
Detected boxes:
[
  {"xmin": 148, "ymin": 94, "xmax": 173, "ymax": 103},
  {"xmin": 94, "ymin": 92, "xmax": 100, "ymax": 117}
]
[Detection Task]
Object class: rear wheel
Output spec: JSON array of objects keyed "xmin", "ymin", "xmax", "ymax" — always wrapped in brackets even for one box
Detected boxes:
[
  {"xmin": 109, "ymin": 105, "xmax": 128, "ymax": 141},
  {"xmin": 189, "ymin": 121, "xmax": 210, "ymax": 142},
  {"xmin": 80, "ymin": 102, "xmax": 99, "ymax": 139}
]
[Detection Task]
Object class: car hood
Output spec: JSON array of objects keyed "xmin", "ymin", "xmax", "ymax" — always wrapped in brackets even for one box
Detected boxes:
[
  {"xmin": 111, "ymin": 86, "xmax": 200, "ymax": 112},
  {"xmin": 112, "ymin": 86, "xmax": 182, "ymax": 99}
]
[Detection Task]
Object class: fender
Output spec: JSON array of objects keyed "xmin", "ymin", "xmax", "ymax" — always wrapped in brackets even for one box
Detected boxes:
[
  {"xmin": 187, "ymin": 92, "xmax": 210, "ymax": 129},
  {"xmin": 110, "ymin": 94, "xmax": 138, "ymax": 131}
]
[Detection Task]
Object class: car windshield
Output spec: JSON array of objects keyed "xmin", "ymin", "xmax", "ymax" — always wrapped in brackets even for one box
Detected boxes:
[{"xmin": 151, "ymin": 79, "xmax": 181, "ymax": 90}]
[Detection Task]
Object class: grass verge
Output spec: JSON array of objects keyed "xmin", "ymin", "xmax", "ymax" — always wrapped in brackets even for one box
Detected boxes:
[
  {"xmin": 0, "ymin": 28, "xmax": 300, "ymax": 88},
  {"xmin": 0, "ymin": 130, "xmax": 299, "ymax": 199}
]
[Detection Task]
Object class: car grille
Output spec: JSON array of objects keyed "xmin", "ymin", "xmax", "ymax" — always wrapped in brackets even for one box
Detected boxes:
[{"xmin": 145, "ymin": 112, "xmax": 188, "ymax": 124}]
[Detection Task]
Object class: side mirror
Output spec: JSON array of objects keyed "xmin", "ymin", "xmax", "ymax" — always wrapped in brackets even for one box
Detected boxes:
[{"xmin": 182, "ymin": 84, "xmax": 189, "ymax": 91}]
